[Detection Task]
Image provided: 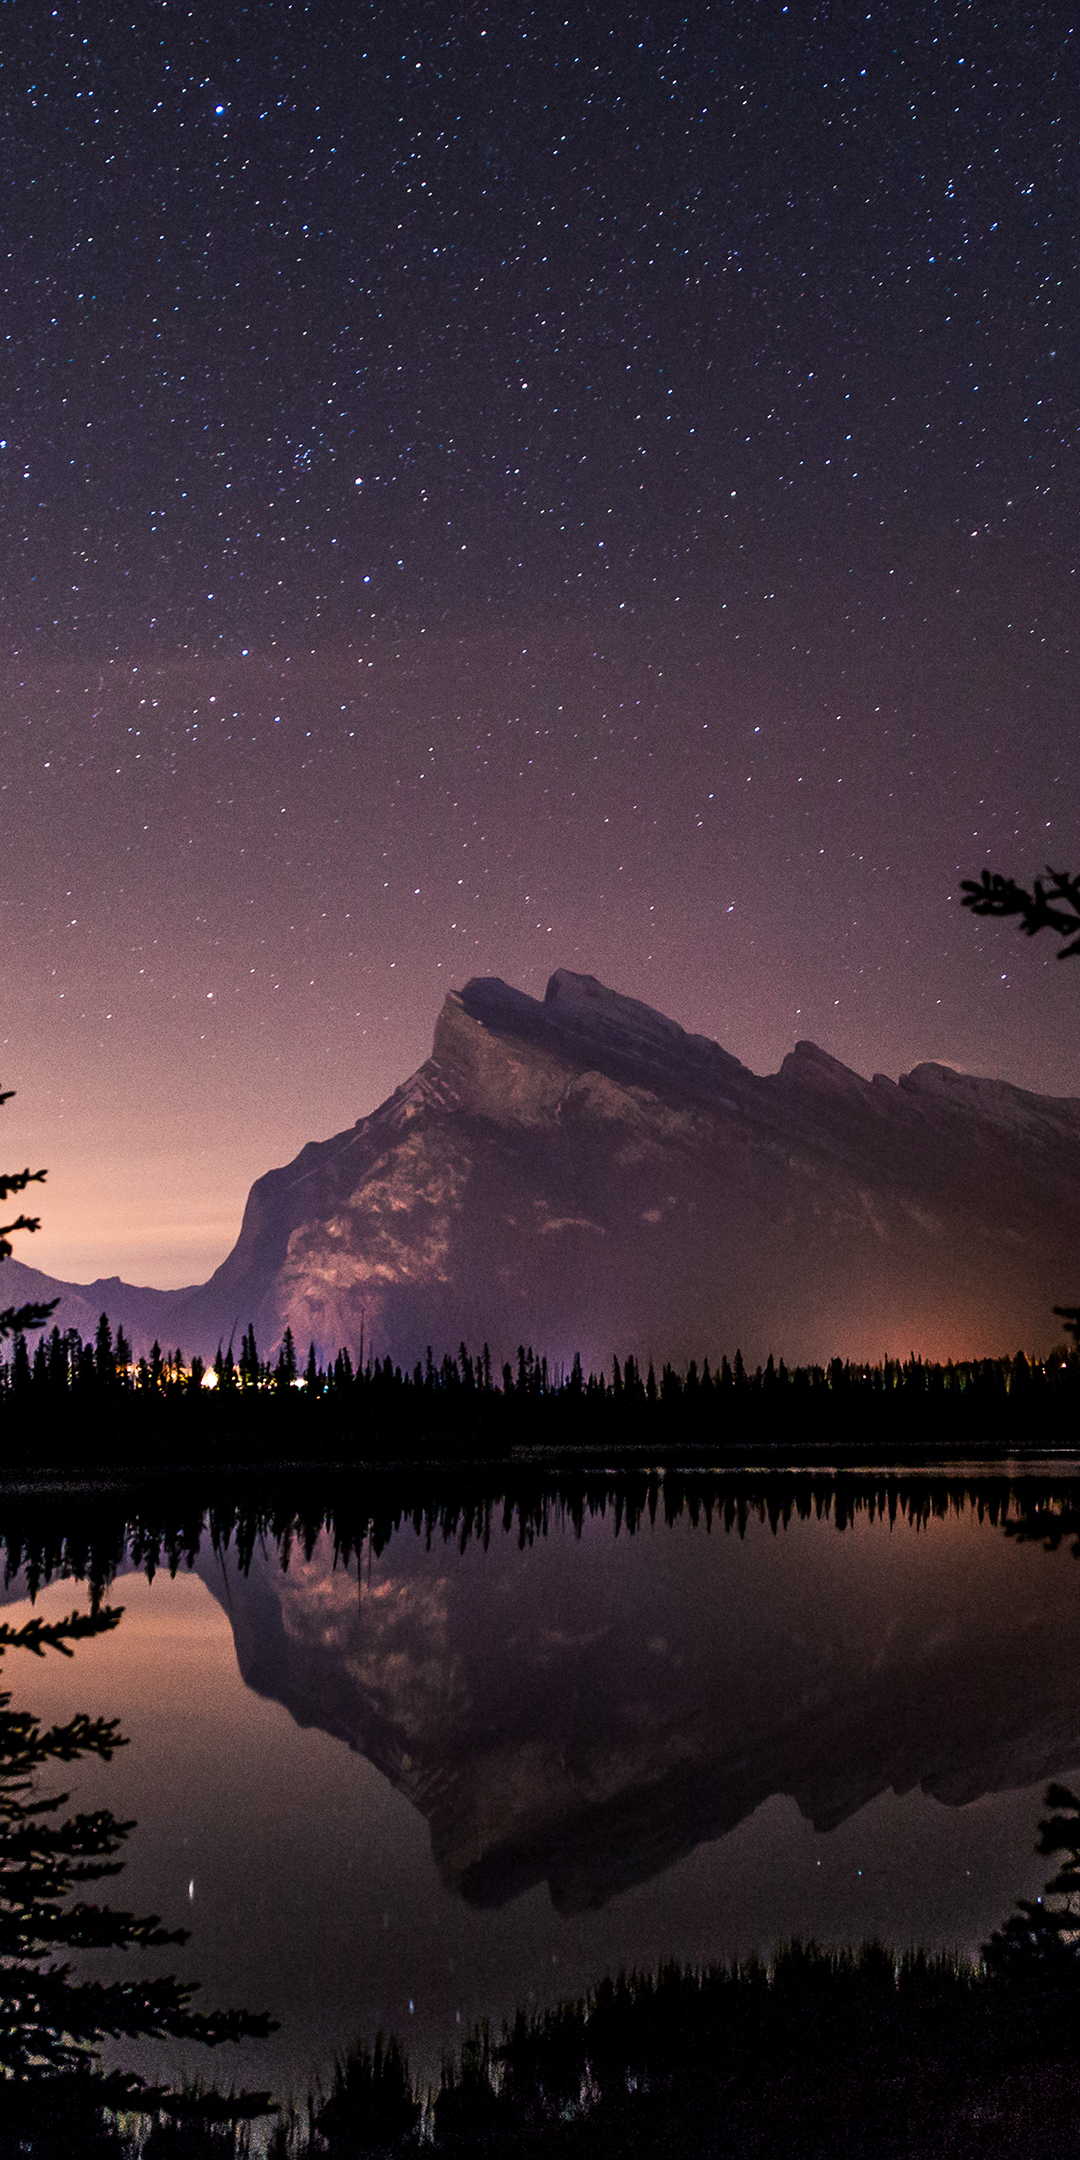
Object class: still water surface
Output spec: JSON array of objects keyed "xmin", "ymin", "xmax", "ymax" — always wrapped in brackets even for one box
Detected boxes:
[{"xmin": 4, "ymin": 1480, "xmax": 1080, "ymax": 2102}]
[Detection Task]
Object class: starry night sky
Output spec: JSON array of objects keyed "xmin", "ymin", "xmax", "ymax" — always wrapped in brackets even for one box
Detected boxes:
[{"xmin": 3, "ymin": 0, "xmax": 1078, "ymax": 1286}]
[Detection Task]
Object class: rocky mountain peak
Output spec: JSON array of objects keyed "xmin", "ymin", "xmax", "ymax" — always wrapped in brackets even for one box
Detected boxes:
[
  {"xmin": 8, "ymin": 966, "xmax": 1080, "ymax": 1369},
  {"xmin": 450, "ymin": 970, "xmax": 750, "ymax": 1117}
]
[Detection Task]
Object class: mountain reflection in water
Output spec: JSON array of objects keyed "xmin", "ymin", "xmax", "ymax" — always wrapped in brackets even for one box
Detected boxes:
[
  {"xmin": 190, "ymin": 1480, "xmax": 1080, "ymax": 1914},
  {"xmin": 3, "ymin": 1474, "xmax": 1080, "ymax": 2095}
]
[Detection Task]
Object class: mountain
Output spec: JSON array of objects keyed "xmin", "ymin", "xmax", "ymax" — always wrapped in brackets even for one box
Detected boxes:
[{"xmin": 7, "ymin": 968, "xmax": 1080, "ymax": 1367}]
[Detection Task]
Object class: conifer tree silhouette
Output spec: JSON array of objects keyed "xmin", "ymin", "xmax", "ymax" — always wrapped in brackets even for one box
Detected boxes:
[
  {"xmin": 982, "ymin": 1783, "xmax": 1080, "ymax": 1977},
  {"xmin": 0, "ymin": 1601, "xmax": 276, "ymax": 2138},
  {"xmin": 961, "ymin": 865, "xmax": 1080, "ymax": 961},
  {"xmin": 0, "ymin": 1086, "xmax": 58, "ymax": 1343},
  {"xmin": 314, "ymin": 2031, "xmax": 421, "ymax": 2151},
  {"xmin": 961, "ymin": 866, "xmax": 1080, "ymax": 1343}
]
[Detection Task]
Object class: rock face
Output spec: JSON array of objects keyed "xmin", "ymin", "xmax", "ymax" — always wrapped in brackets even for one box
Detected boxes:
[{"xmin": 9, "ymin": 968, "xmax": 1080, "ymax": 1366}]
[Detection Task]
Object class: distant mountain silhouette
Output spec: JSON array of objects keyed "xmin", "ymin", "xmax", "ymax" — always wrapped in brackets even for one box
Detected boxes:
[{"xmin": 9, "ymin": 968, "xmax": 1080, "ymax": 1366}]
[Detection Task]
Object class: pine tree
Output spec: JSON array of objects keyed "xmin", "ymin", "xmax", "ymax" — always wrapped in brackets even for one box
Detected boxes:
[
  {"xmin": 239, "ymin": 1325, "xmax": 260, "ymax": 1390},
  {"xmin": 0, "ymin": 1086, "xmax": 59, "ymax": 1343},
  {"xmin": 0, "ymin": 1602, "xmax": 277, "ymax": 2137},
  {"xmin": 314, "ymin": 2032, "xmax": 420, "ymax": 2152},
  {"xmin": 961, "ymin": 865, "xmax": 1080, "ymax": 961},
  {"xmin": 273, "ymin": 1326, "xmax": 297, "ymax": 1391},
  {"xmin": 982, "ymin": 1783, "xmax": 1080, "ymax": 1979},
  {"xmin": 961, "ymin": 867, "xmax": 1080, "ymax": 1342},
  {"xmin": 94, "ymin": 1315, "xmax": 115, "ymax": 1388},
  {"xmin": 45, "ymin": 1328, "xmax": 66, "ymax": 1394}
]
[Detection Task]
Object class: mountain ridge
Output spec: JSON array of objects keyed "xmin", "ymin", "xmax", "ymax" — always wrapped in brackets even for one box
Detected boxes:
[{"xmin": 6, "ymin": 968, "xmax": 1080, "ymax": 1368}]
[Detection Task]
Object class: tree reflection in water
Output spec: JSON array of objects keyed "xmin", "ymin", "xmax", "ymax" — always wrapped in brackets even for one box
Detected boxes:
[
  {"xmin": 0, "ymin": 1465, "xmax": 1062, "ymax": 1597},
  {"xmin": 4, "ymin": 1471, "xmax": 1080, "ymax": 2154}
]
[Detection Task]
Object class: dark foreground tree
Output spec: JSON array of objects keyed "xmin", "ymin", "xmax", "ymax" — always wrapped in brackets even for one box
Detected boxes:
[
  {"xmin": 961, "ymin": 866, "xmax": 1080, "ymax": 1342},
  {"xmin": 314, "ymin": 2032, "xmax": 422, "ymax": 2153},
  {"xmin": 982, "ymin": 1781, "xmax": 1080, "ymax": 1978},
  {"xmin": 0, "ymin": 1603, "xmax": 276, "ymax": 2150},
  {"xmin": 961, "ymin": 864, "xmax": 1080, "ymax": 962},
  {"xmin": 0, "ymin": 1086, "xmax": 58, "ymax": 1344}
]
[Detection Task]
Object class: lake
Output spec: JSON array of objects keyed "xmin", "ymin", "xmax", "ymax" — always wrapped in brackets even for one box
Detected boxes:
[{"xmin": 3, "ymin": 1472, "xmax": 1080, "ymax": 2107}]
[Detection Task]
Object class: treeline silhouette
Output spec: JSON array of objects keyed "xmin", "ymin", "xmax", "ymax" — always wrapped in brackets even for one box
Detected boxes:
[
  {"xmin": 2, "ymin": 1312, "xmax": 1079, "ymax": 1468},
  {"xmin": 20, "ymin": 1929, "xmax": 1080, "ymax": 2157},
  {"xmin": 0, "ymin": 1468, "xmax": 1075, "ymax": 1607},
  {"xmin": 275, "ymin": 1914, "xmax": 1080, "ymax": 2160}
]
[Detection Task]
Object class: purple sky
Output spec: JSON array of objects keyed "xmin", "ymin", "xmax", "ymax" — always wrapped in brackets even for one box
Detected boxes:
[{"xmin": 2, "ymin": 1, "xmax": 1078, "ymax": 1286}]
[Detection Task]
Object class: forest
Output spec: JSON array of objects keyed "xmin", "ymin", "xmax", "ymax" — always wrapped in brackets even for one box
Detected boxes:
[{"xmin": 0, "ymin": 1313, "xmax": 1079, "ymax": 1469}]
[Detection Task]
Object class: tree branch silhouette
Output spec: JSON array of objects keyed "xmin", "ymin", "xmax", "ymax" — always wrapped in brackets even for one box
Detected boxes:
[
  {"xmin": 960, "ymin": 866, "xmax": 1080, "ymax": 960},
  {"xmin": 0, "ymin": 1084, "xmax": 59, "ymax": 1341},
  {"xmin": 0, "ymin": 1603, "xmax": 277, "ymax": 2134},
  {"xmin": 960, "ymin": 866, "xmax": 1080, "ymax": 1345}
]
